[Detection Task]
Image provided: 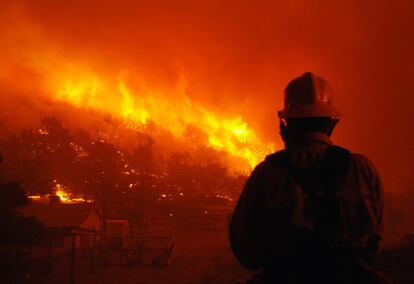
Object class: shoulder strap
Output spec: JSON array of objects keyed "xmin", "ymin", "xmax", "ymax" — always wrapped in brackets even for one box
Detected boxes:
[
  {"xmin": 275, "ymin": 146, "xmax": 350, "ymax": 194},
  {"xmin": 268, "ymin": 146, "xmax": 351, "ymax": 243},
  {"xmin": 320, "ymin": 146, "xmax": 351, "ymax": 192}
]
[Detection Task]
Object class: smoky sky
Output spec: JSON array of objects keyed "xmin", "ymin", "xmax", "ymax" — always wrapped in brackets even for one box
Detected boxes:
[{"xmin": 0, "ymin": 0, "xmax": 413, "ymax": 189}]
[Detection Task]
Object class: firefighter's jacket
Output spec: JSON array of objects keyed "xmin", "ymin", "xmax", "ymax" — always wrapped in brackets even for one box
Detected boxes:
[{"xmin": 229, "ymin": 133, "xmax": 383, "ymax": 274}]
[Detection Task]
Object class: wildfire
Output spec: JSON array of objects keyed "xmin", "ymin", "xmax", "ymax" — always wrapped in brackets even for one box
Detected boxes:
[
  {"xmin": 47, "ymin": 68, "xmax": 274, "ymax": 171},
  {"xmin": 54, "ymin": 183, "xmax": 70, "ymax": 202},
  {"xmin": 29, "ymin": 183, "xmax": 92, "ymax": 204},
  {"xmin": 54, "ymin": 183, "xmax": 92, "ymax": 203},
  {"xmin": 0, "ymin": 8, "xmax": 276, "ymax": 171}
]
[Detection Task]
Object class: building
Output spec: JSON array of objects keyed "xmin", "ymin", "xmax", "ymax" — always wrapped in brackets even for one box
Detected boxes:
[
  {"xmin": 19, "ymin": 200, "xmax": 103, "ymax": 282},
  {"xmin": 23, "ymin": 202, "xmax": 101, "ymax": 244}
]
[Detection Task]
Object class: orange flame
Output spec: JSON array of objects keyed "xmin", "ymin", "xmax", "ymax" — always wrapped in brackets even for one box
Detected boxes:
[
  {"xmin": 53, "ymin": 183, "xmax": 91, "ymax": 203},
  {"xmin": 45, "ymin": 67, "xmax": 274, "ymax": 171},
  {"xmin": 29, "ymin": 183, "xmax": 92, "ymax": 204}
]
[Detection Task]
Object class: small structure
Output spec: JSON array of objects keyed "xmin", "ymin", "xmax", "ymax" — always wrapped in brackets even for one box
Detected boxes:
[
  {"xmin": 21, "ymin": 200, "xmax": 102, "ymax": 284},
  {"xmin": 104, "ymin": 219, "xmax": 130, "ymax": 264},
  {"xmin": 104, "ymin": 220, "xmax": 174, "ymax": 267},
  {"xmin": 126, "ymin": 233, "xmax": 175, "ymax": 267},
  {"xmin": 22, "ymin": 201, "xmax": 102, "ymax": 251},
  {"xmin": 106, "ymin": 219, "xmax": 130, "ymax": 239}
]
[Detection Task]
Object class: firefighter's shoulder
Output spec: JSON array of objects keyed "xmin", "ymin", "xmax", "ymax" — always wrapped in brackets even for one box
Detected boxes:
[
  {"xmin": 348, "ymin": 152, "xmax": 381, "ymax": 180},
  {"xmin": 249, "ymin": 150, "xmax": 286, "ymax": 176},
  {"xmin": 264, "ymin": 150, "xmax": 286, "ymax": 165}
]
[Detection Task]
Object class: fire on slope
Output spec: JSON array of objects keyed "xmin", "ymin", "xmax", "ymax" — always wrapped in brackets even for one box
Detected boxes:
[
  {"xmin": 46, "ymin": 67, "xmax": 275, "ymax": 171},
  {"xmin": 29, "ymin": 182, "xmax": 92, "ymax": 204},
  {"xmin": 0, "ymin": 6, "xmax": 275, "ymax": 172}
]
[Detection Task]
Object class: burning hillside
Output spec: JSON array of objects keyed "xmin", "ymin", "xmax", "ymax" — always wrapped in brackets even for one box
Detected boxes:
[
  {"xmin": 0, "ymin": 115, "xmax": 249, "ymax": 210},
  {"xmin": 0, "ymin": 0, "xmax": 413, "ymax": 188},
  {"xmin": 0, "ymin": 1, "xmax": 413, "ymax": 284},
  {"xmin": 1, "ymin": 66, "xmax": 275, "ymax": 172},
  {"xmin": 0, "ymin": 1, "xmax": 276, "ymax": 173},
  {"xmin": 48, "ymin": 70, "xmax": 275, "ymax": 171}
]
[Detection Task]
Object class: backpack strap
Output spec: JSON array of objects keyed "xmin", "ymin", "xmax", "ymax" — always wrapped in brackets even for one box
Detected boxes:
[
  {"xmin": 311, "ymin": 146, "xmax": 351, "ymax": 244},
  {"xmin": 273, "ymin": 146, "xmax": 350, "ymax": 193},
  {"xmin": 268, "ymin": 146, "xmax": 351, "ymax": 244},
  {"xmin": 321, "ymin": 146, "xmax": 351, "ymax": 191}
]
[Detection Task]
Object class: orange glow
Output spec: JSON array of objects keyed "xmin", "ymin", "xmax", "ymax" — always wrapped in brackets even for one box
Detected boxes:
[
  {"xmin": 45, "ymin": 66, "xmax": 274, "ymax": 171},
  {"xmin": 54, "ymin": 183, "xmax": 70, "ymax": 202},
  {"xmin": 28, "ymin": 195, "xmax": 42, "ymax": 200},
  {"xmin": 1, "ymin": 0, "xmax": 413, "ymax": 190},
  {"xmin": 53, "ymin": 183, "xmax": 92, "ymax": 203},
  {"xmin": 29, "ymin": 189, "xmax": 91, "ymax": 204}
]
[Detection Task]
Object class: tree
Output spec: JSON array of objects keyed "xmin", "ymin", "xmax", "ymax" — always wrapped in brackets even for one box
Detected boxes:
[
  {"xmin": 0, "ymin": 182, "xmax": 44, "ymax": 246},
  {"xmin": 129, "ymin": 133, "xmax": 155, "ymax": 173},
  {"xmin": 0, "ymin": 181, "xmax": 44, "ymax": 283},
  {"xmin": 0, "ymin": 117, "xmax": 77, "ymax": 195}
]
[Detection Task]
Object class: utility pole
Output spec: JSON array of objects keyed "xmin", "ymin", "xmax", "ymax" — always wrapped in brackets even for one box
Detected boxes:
[
  {"xmin": 101, "ymin": 179, "xmax": 108, "ymax": 266},
  {"xmin": 102, "ymin": 181, "xmax": 107, "ymax": 238},
  {"xmin": 70, "ymin": 235, "xmax": 76, "ymax": 284}
]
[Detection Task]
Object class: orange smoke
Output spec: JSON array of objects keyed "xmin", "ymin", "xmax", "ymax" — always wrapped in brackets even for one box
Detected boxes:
[
  {"xmin": 1, "ymin": 0, "xmax": 413, "ymax": 186},
  {"xmin": 0, "ymin": 1, "xmax": 278, "ymax": 172}
]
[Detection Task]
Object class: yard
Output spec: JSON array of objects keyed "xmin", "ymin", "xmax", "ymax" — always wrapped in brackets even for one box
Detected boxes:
[{"xmin": 35, "ymin": 229, "xmax": 251, "ymax": 284}]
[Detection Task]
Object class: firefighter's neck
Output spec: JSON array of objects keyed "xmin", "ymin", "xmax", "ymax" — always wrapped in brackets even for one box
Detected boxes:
[{"xmin": 282, "ymin": 131, "xmax": 333, "ymax": 149}]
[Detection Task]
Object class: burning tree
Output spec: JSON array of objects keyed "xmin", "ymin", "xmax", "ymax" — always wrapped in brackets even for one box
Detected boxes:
[{"xmin": 0, "ymin": 116, "xmax": 248, "ymax": 221}]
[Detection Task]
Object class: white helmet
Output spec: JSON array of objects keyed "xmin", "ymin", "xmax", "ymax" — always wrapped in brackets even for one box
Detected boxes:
[{"xmin": 278, "ymin": 72, "xmax": 341, "ymax": 119}]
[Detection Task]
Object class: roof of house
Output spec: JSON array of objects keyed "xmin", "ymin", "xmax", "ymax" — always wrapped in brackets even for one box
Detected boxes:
[
  {"xmin": 106, "ymin": 219, "xmax": 129, "ymax": 224},
  {"xmin": 20, "ymin": 203, "xmax": 101, "ymax": 228}
]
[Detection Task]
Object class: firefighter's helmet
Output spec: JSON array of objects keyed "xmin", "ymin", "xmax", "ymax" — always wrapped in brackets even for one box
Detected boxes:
[{"xmin": 278, "ymin": 72, "xmax": 341, "ymax": 119}]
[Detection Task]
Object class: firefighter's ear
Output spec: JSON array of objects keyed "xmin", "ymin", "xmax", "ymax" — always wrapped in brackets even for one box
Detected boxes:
[
  {"xmin": 279, "ymin": 119, "xmax": 287, "ymax": 132},
  {"xmin": 327, "ymin": 119, "xmax": 339, "ymax": 137},
  {"xmin": 279, "ymin": 119, "xmax": 288, "ymax": 142}
]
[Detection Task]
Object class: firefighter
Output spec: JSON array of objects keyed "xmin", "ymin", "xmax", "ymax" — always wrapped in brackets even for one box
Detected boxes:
[{"xmin": 229, "ymin": 72, "xmax": 391, "ymax": 283}]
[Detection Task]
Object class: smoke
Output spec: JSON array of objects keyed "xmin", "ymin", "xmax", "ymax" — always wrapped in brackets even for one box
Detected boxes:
[{"xmin": 0, "ymin": 0, "xmax": 413, "ymax": 187}]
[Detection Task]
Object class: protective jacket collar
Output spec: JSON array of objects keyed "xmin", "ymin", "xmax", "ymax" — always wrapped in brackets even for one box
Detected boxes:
[{"xmin": 285, "ymin": 132, "xmax": 333, "ymax": 149}]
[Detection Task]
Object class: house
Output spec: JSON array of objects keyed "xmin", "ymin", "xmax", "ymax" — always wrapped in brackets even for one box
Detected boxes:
[
  {"xmin": 21, "ymin": 201, "xmax": 102, "ymax": 253},
  {"xmin": 19, "ymin": 199, "xmax": 103, "ymax": 281}
]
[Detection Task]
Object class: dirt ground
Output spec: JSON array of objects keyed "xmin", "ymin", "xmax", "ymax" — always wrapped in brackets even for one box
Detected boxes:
[
  {"xmin": 32, "ymin": 229, "xmax": 414, "ymax": 284},
  {"xmin": 37, "ymin": 229, "xmax": 251, "ymax": 284}
]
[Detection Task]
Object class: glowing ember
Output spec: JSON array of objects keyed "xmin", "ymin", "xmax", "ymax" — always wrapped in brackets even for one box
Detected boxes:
[
  {"xmin": 55, "ymin": 183, "xmax": 92, "ymax": 203},
  {"xmin": 28, "ymin": 195, "xmax": 42, "ymax": 200},
  {"xmin": 55, "ymin": 183, "xmax": 70, "ymax": 202}
]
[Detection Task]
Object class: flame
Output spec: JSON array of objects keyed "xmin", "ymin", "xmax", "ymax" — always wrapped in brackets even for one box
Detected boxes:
[
  {"xmin": 1, "ymin": 12, "xmax": 276, "ymax": 171},
  {"xmin": 46, "ymin": 67, "xmax": 274, "ymax": 171},
  {"xmin": 53, "ymin": 183, "xmax": 91, "ymax": 203},
  {"xmin": 28, "ymin": 185, "xmax": 92, "ymax": 204},
  {"xmin": 28, "ymin": 195, "xmax": 42, "ymax": 200},
  {"xmin": 55, "ymin": 183, "xmax": 70, "ymax": 202}
]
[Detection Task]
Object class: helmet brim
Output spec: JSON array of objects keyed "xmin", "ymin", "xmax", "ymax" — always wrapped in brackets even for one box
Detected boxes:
[{"xmin": 278, "ymin": 103, "xmax": 342, "ymax": 119}]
